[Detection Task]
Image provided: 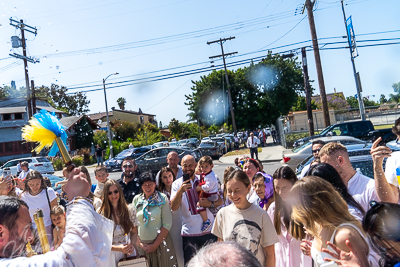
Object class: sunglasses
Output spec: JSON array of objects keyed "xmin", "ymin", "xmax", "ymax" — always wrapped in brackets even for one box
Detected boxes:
[
  {"xmin": 123, "ymin": 165, "xmax": 135, "ymax": 169},
  {"xmin": 108, "ymin": 190, "xmax": 119, "ymax": 195},
  {"xmin": 312, "ymin": 148, "xmax": 321, "ymax": 153}
]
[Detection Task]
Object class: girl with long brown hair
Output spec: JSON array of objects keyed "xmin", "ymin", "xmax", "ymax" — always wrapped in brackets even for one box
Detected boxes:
[
  {"xmin": 290, "ymin": 176, "xmax": 371, "ymax": 267},
  {"xmin": 267, "ymin": 166, "xmax": 311, "ymax": 267},
  {"xmin": 98, "ymin": 180, "xmax": 139, "ymax": 267}
]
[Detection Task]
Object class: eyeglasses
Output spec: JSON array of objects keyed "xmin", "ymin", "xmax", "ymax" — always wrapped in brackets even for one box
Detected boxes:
[
  {"xmin": 123, "ymin": 165, "xmax": 135, "ymax": 169},
  {"xmin": 108, "ymin": 190, "xmax": 119, "ymax": 195},
  {"xmin": 312, "ymin": 148, "xmax": 321, "ymax": 153}
]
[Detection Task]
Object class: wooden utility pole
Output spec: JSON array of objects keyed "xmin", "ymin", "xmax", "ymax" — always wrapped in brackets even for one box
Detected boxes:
[
  {"xmin": 303, "ymin": 0, "xmax": 330, "ymax": 127},
  {"xmin": 31, "ymin": 80, "xmax": 36, "ymax": 114},
  {"xmin": 9, "ymin": 18, "xmax": 39, "ymax": 119},
  {"xmin": 302, "ymin": 48, "xmax": 314, "ymax": 136},
  {"xmin": 208, "ymin": 37, "xmax": 238, "ymax": 134}
]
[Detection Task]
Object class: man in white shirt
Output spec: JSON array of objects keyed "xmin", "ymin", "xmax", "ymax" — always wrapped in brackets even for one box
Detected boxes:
[
  {"xmin": 171, "ymin": 155, "xmax": 222, "ymax": 265},
  {"xmin": 155, "ymin": 151, "xmax": 183, "ymax": 186},
  {"xmin": 246, "ymin": 132, "xmax": 260, "ymax": 160},
  {"xmin": 319, "ymin": 142, "xmax": 380, "ymax": 212},
  {"xmin": 0, "ymin": 168, "xmax": 113, "ymax": 267}
]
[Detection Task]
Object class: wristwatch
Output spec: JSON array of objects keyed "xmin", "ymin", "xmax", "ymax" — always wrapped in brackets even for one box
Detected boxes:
[{"xmin": 210, "ymin": 201, "xmax": 215, "ymax": 208}]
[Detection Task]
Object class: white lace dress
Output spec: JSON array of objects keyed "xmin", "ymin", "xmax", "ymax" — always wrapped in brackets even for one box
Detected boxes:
[{"xmin": 104, "ymin": 204, "xmax": 140, "ymax": 267}]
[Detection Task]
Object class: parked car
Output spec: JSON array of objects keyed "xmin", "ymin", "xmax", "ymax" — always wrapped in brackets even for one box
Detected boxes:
[
  {"xmin": 177, "ymin": 139, "xmax": 189, "ymax": 146},
  {"xmin": 0, "ymin": 157, "xmax": 54, "ymax": 176},
  {"xmin": 198, "ymin": 141, "xmax": 222, "ymax": 159},
  {"xmin": 43, "ymin": 174, "xmax": 65, "ymax": 193},
  {"xmin": 188, "ymin": 138, "xmax": 200, "ymax": 147},
  {"xmin": 293, "ymin": 120, "xmax": 395, "ymax": 147},
  {"xmin": 153, "ymin": 141, "xmax": 169, "ymax": 148},
  {"xmin": 135, "ymin": 147, "xmax": 202, "ymax": 176},
  {"xmin": 211, "ymin": 137, "xmax": 227, "ymax": 154},
  {"xmin": 281, "ymin": 136, "xmax": 368, "ymax": 170},
  {"xmin": 105, "ymin": 147, "xmax": 152, "ymax": 172}
]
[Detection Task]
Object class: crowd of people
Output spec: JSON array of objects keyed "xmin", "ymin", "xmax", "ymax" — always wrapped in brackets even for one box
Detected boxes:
[{"xmin": 2, "ymin": 120, "xmax": 400, "ymax": 267}]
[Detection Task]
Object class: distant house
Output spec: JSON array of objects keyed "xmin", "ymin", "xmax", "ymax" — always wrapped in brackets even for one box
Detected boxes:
[
  {"xmin": 0, "ymin": 98, "xmax": 66, "ymax": 162},
  {"xmin": 286, "ymin": 109, "xmax": 336, "ymax": 132},
  {"xmin": 59, "ymin": 115, "xmax": 99, "ymax": 153},
  {"xmin": 89, "ymin": 108, "xmax": 157, "ymax": 131}
]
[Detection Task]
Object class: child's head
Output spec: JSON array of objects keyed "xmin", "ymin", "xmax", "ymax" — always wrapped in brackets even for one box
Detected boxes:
[
  {"xmin": 225, "ymin": 170, "xmax": 251, "ymax": 209},
  {"xmin": 62, "ymin": 167, "xmax": 69, "ymax": 179},
  {"xmin": 198, "ymin": 156, "xmax": 213, "ymax": 174},
  {"xmin": 50, "ymin": 205, "xmax": 66, "ymax": 228},
  {"xmin": 252, "ymin": 172, "xmax": 274, "ymax": 201},
  {"xmin": 94, "ymin": 166, "xmax": 109, "ymax": 183}
]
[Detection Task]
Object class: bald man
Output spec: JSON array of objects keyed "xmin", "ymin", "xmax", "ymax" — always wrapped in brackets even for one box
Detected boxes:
[
  {"xmin": 155, "ymin": 151, "xmax": 183, "ymax": 186},
  {"xmin": 170, "ymin": 155, "xmax": 221, "ymax": 265}
]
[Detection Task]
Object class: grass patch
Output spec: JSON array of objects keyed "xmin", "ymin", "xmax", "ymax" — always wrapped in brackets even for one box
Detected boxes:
[
  {"xmin": 374, "ymin": 124, "xmax": 394, "ymax": 130},
  {"xmin": 223, "ymin": 147, "xmax": 262, "ymax": 157}
]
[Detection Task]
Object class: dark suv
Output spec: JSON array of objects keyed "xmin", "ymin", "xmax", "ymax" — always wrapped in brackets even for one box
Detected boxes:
[{"xmin": 105, "ymin": 147, "xmax": 151, "ymax": 171}]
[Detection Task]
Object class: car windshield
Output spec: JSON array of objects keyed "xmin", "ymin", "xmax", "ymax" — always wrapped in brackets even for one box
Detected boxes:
[
  {"xmin": 292, "ymin": 141, "xmax": 311, "ymax": 153},
  {"xmin": 36, "ymin": 157, "xmax": 50, "ymax": 162},
  {"xmin": 116, "ymin": 150, "xmax": 133, "ymax": 159},
  {"xmin": 200, "ymin": 142, "xmax": 214, "ymax": 147}
]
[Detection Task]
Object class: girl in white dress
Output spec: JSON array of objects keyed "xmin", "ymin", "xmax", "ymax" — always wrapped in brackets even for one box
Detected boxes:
[{"xmin": 97, "ymin": 180, "xmax": 139, "ymax": 267}]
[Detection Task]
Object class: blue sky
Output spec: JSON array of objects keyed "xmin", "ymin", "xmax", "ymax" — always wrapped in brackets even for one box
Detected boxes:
[{"xmin": 0, "ymin": 0, "xmax": 399, "ymax": 126}]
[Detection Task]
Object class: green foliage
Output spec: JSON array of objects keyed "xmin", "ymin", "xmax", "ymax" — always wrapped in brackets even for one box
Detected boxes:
[
  {"xmin": 346, "ymin": 96, "xmax": 359, "ymax": 109},
  {"xmin": 380, "ymin": 94, "xmax": 388, "ymax": 104},
  {"xmin": 93, "ymin": 130, "xmax": 108, "ymax": 149},
  {"xmin": 292, "ymin": 95, "xmax": 318, "ymax": 111},
  {"xmin": 77, "ymin": 148, "xmax": 92, "ymax": 165},
  {"xmin": 208, "ymin": 125, "xmax": 220, "ymax": 134},
  {"xmin": 112, "ymin": 120, "xmax": 139, "ymax": 141},
  {"xmin": 185, "ymin": 52, "xmax": 305, "ymax": 129},
  {"xmin": 50, "ymin": 157, "xmax": 64, "ymax": 171},
  {"xmin": 314, "ymin": 93, "xmax": 350, "ymax": 111},
  {"xmin": 75, "ymin": 117, "xmax": 94, "ymax": 149},
  {"xmin": 285, "ymin": 132, "xmax": 310, "ymax": 148},
  {"xmin": 117, "ymin": 97, "xmax": 126, "ymax": 110},
  {"xmin": 393, "ymin": 82, "xmax": 400, "ymax": 93},
  {"xmin": 71, "ymin": 155, "xmax": 83, "ymax": 167},
  {"xmin": 168, "ymin": 118, "xmax": 182, "ymax": 139},
  {"xmin": 363, "ymin": 97, "xmax": 379, "ymax": 108}
]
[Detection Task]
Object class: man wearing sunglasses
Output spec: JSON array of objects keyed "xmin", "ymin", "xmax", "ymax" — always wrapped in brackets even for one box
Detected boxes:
[
  {"xmin": 299, "ymin": 140, "xmax": 326, "ymax": 178},
  {"xmin": 117, "ymin": 157, "xmax": 140, "ymax": 204}
]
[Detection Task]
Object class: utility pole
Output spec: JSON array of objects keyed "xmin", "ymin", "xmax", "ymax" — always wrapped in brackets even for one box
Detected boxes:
[
  {"xmin": 341, "ymin": 0, "xmax": 365, "ymax": 120},
  {"xmin": 208, "ymin": 37, "xmax": 238, "ymax": 134},
  {"xmin": 302, "ymin": 48, "xmax": 314, "ymax": 136},
  {"xmin": 303, "ymin": 0, "xmax": 330, "ymax": 127},
  {"xmin": 31, "ymin": 80, "xmax": 36, "ymax": 114},
  {"xmin": 9, "ymin": 18, "xmax": 39, "ymax": 119}
]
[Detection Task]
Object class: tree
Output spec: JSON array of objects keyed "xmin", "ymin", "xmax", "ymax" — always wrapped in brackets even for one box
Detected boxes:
[
  {"xmin": 389, "ymin": 82, "xmax": 400, "ymax": 103},
  {"xmin": 93, "ymin": 130, "xmax": 108, "ymax": 149},
  {"xmin": 208, "ymin": 125, "xmax": 219, "ymax": 135},
  {"xmin": 112, "ymin": 120, "xmax": 139, "ymax": 141},
  {"xmin": 117, "ymin": 97, "xmax": 126, "ymax": 110},
  {"xmin": 380, "ymin": 94, "xmax": 388, "ymax": 104},
  {"xmin": 75, "ymin": 117, "xmax": 94, "ymax": 149},
  {"xmin": 185, "ymin": 52, "xmax": 305, "ymax": 130},
  {"xmin": 346, "ymin": 96, "xmax": 359, "ymax": 109},
  {"xmin": 168, "ymin": 118, "xmax": 182, "ymax": 138},
  {"xmin": 292, "ymin": 95, "xmax": 318, "ymax": 111}
]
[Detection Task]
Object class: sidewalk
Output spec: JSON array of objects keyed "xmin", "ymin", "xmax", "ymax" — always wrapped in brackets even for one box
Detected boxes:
[{"xmin": 218, "ymin": 138, "xmax": 286, "ymax": 164}]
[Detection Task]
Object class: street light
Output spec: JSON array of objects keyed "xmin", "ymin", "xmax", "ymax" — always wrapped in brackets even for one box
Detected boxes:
[{"xmin": 103, "ymin": 72, "xmax": 119, "ymax": 159}]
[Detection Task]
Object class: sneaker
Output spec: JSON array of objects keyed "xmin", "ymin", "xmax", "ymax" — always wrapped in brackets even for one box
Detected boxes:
[{"xmin": 201, "ymin": 219, "xmax": 211, "ymax": 232}]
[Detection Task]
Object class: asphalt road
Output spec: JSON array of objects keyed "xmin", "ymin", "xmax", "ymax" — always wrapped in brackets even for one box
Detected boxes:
[{"xmin": 103, "ymin": 160, "xmax": 282, "ymax": 185}]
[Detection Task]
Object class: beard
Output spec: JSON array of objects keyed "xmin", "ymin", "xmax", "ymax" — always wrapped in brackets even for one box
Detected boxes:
[
  {"xmin": 123, "ymin": 169, "xmax": 135, "ymax": 179},
  {"xmin": 2, "ymin": 229, "xmax": 26, "ymax": 258}
]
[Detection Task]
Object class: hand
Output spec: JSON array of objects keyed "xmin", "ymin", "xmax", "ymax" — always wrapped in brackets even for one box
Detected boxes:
[
  {"xmin": 370, "ymin": 137, "xmax": 391, "ymax": 166},
  {"xmin": 0, "ymin": 176, "xmax": 13, "ymax": 195},
  {"xmin": 322, "ymin": 240, "xmax": 363, "ymax": 267},
  {"xmin": 64, "ymin": 168, "xmax": 91, "ymax": 200},
  {"xmin": 118, "ymin": 243, "xmax": 134, "ymax": 254},
  {"xmin": 14, "ymin": 177, "xmax": 24, "ymax": 189},
  {"xmin": 179, "ymin": 180, "xmax": 191, "ymax": 194},
  {"xmin": 300, "ymin": 239, "xmax": 312, "ymax": 257},
  {"xmin": 198, "ymin": 198, "xmax": 211, "ymax": 208},
  {"xmin": 144, "ymin": 243, "xmax": 157, "ymax": 253}
]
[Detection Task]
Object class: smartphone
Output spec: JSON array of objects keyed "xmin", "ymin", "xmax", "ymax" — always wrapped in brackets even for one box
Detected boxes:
[
  {"xmin": 183, "ymin": 173, "xmax": 190, "ymax": 182},
  {"xmin": 375, "ymin": 136, "xmax": 386, "ymax": 147},
  {"xmin": 3, "ymin": 168, "xmax": 11, "ymax": 178}
]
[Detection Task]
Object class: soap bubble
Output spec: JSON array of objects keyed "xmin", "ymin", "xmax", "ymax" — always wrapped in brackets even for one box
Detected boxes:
[{"xmin": 170, "ymin": 256, "xmax": 174, "ymax": 260}]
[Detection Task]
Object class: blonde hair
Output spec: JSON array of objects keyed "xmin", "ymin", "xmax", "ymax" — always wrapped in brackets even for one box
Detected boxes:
[
  {"xmin": 318, "ymin": 142, "xmax": 348, "ymax": 158},
  {"xmin": 290, "ymin": 176, "xmax": 361, "ymax": 238}
]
